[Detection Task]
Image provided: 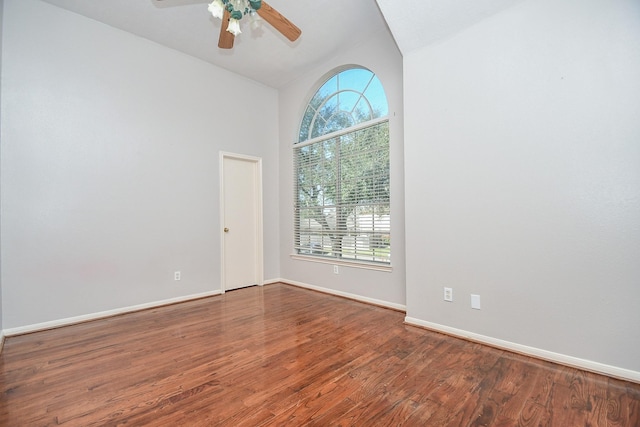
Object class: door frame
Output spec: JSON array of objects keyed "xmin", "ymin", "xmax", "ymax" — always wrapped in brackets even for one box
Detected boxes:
[{"xmin": 219, "ymin": 151, "xmax": 264, "ymax": 293}]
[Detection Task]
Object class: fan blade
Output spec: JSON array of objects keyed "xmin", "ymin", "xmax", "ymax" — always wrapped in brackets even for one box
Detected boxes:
[
  {"xmin": 257, "ymin": 1, "xmax": 301, "ymax": 42},
  {"xmin": 218, "ymin": 8, "xmax": 235, "ymax": 49}
]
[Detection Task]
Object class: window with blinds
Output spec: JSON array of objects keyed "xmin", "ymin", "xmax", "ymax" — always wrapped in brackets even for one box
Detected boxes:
[{"xmin": 294, "ymin": 68, "xmax": 390, "ymax": 265}]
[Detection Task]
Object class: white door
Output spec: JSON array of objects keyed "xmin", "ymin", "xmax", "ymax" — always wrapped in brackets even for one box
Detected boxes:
[{"xmin": 220, "ymin": 153, "xmax": 263, "ymax": 291}]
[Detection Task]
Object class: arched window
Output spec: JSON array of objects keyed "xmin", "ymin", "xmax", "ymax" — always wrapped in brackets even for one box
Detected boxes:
[{"xmin": 294, "ymin": 67, "xmax": 390, "ymax": 266}]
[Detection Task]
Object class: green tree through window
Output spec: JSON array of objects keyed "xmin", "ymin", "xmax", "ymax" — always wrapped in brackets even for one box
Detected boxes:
[{"xmin": 294, "ymin": 68, "xmax": 390, "ymax": 264}]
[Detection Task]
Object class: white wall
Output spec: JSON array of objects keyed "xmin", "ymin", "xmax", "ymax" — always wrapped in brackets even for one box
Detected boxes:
[
  {"xmin": 0, "ymin": 0, "xmax": 279, "ymax": 329},
  {"xmin": 0, "ymin": 0, "xmax": 4, "ymax": 336},
  {"xmin": 278, "ymin": 30, "xmax": 405, "ymax": 307},
  {"xmin": 404, "ymin": 0, "xmax": 640, "ymax": 373}
]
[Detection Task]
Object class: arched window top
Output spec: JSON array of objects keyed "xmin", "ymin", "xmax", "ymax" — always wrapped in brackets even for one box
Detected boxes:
[{"xmin": 298, "ymin": 67, "xmax": 388, "ymax": 143}]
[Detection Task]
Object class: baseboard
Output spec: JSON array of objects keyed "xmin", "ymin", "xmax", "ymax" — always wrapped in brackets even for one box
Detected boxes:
[
  {"xmin": 4, "ymin": 280, "xmax": 636, "ymax": 384},
  {"xmin": 3, "ymin": 289, "xmax": 223, "ymax": 337},
  {"xmin": 273, "ymin": 278, "xmax": 406, "ymax": 312},
  {"xmin": 405, "ymin": 316, "xmax": 640, "ymax": 384}
]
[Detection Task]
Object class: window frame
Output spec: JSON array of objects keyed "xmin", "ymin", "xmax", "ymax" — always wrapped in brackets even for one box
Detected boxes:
[{"xmin": 292, "ymin": 68, "xmax": 392, "ymax": 272}]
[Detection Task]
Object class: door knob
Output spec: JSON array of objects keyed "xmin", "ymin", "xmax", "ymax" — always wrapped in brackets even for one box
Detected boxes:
[{"xmin": 224, "ymin": 227, "xmax": 229, "ymax": 233}]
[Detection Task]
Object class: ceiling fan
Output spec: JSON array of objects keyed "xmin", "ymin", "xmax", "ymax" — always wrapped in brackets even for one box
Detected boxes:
[{"xmin": 158, "ymin": 0, "xmax": 301, "ymax": 49}]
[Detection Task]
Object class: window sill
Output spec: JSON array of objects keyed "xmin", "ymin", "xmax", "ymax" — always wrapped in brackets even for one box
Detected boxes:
[{"xmin": 290, "ymin": 254, "xmax": 393, "ymax": 273}]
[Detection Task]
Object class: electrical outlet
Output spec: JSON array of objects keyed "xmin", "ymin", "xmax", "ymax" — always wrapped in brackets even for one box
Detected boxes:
[
  {"xmin": 443, "ymin": 287, "xmax": 453, "ymax": 302},
  {"xmin": 174, "ymin": 271, "xmax": 181, "ymax": 281},
  {"xmin": 333, "ymin": 265, "xmax": 339, "ymax": 274},
  {"xmin": 471, "ymin": 294, "xmax": 481, "ymax": 310}
]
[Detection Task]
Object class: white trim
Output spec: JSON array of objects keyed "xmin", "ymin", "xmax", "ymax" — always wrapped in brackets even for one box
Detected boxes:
[
  {"xmin": 404, "ymin": 316, "xmax": 640, "ymax": 384},
  {"xmin": 290, "ymin": 254, "xmax": 392, "ymax": 272},
  {"xmin": 276, "ymin": 278, "xmax": 406, "ymax": 312},
  {"xmin": 3, "ymin": 289, "xmax": 222, "ymax": 337},
  {"xmin": 219, "ymin": 152, "xmax": 264, "ymax": 292},
  {"xmin": 295, "ymin": 116, "xmax": 389, "ymax": 148},
  {"xmin": 0, "ymin": 331, "xmax": 5, "ymax": 354}
]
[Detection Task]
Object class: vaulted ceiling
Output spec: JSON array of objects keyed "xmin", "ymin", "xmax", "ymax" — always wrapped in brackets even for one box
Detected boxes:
[{"xmin": 39, "ymin": 0, "xmax": 525, "ymax": 89}]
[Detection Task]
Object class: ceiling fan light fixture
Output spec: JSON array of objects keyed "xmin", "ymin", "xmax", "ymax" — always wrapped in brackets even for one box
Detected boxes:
[
  {"xmin": 207, "ymin": 0, "xmax": 225, "ymax": 20},
  {"xmin": 210, "ymin": 0, "xmax": 261, "ymax": 38},
  {"xmin": 249, "ymin": 10, "xmax": 262, "ymax": 30},
  {"xmin": 208, "ymin": 0, "xmax": 301, "ymax": 48},
  {"xmin": 209, "ymin": 0, "xmax": 262, "ymax": 28},
  {"xmin": 226, "ymin": 18, "xmax": 242, "ymax": 36}
]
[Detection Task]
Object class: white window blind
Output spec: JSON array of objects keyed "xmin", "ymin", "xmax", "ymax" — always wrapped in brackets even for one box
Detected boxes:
[{"xmin": 294, "ymin": 120, "xmax": 390, "ymax": 264}]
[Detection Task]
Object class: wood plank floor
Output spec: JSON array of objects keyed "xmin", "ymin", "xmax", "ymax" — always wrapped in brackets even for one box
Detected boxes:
[{"xmin": 1, "ymin": 283, "xmax": 639, "ymax": 426}]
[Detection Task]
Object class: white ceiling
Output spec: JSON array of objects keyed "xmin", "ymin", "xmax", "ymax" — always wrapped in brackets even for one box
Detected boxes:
[
  {"xmin": 39, "ymin": 0, "xmax": 525, "ymax": 89},
  {"xmin": 376, "ymin": 0, "xmax": 526, "ymax": 55}
]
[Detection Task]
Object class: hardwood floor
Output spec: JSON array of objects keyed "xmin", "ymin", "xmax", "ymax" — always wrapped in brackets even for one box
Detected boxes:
[{"xmin": 1, "ymin": 283, "xmax": 639, "ymax": 426}]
